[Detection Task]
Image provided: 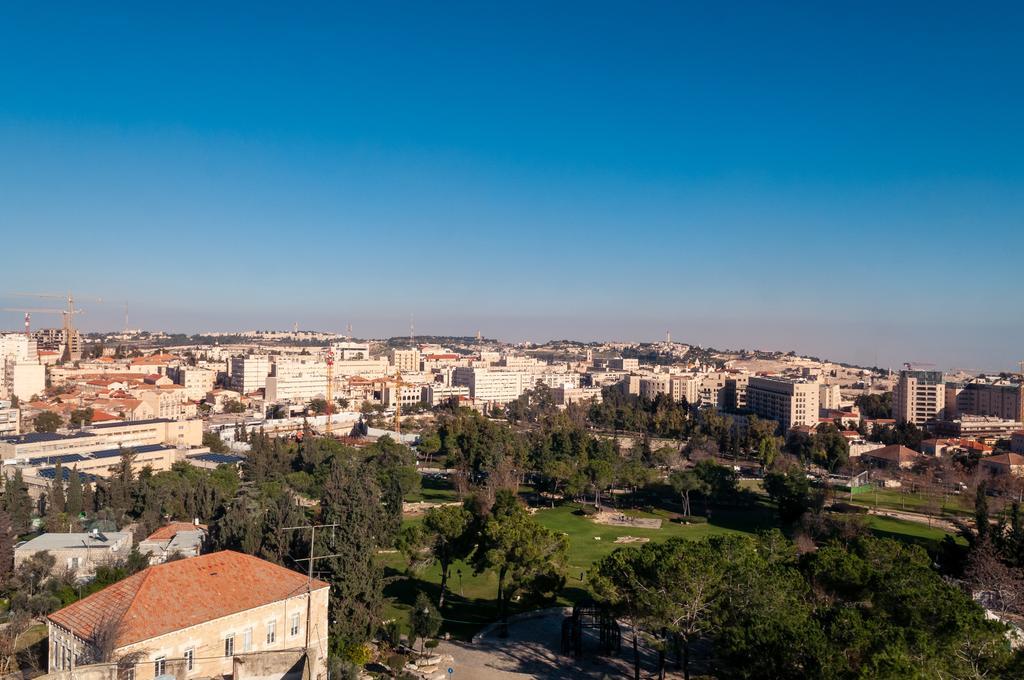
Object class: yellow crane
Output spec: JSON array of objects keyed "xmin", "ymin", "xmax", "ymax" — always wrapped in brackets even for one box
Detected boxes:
[
  {"xmin": 4, "ymin": 291, "xmax": 103, "ymax": 361},
  {"xmin": 376, "ymin": 370, "xmax": 415, "ymax": 435}
]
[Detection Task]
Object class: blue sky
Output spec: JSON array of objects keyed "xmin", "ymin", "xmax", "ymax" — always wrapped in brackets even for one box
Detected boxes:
[{"xmin": 1, "ymin": 2, "xmax": 1021, "ymax": 371}]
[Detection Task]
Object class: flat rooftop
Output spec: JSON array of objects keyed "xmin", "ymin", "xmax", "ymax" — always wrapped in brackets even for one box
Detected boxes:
[{"xmin": 16, "ymin": 532, "xmax": 131, "ymax": 552}]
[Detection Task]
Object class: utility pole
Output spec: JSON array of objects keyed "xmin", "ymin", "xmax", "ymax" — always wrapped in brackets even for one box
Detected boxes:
[{"xmin": 280, "ymin": 523, "xmax": 343, "ymax": 656}]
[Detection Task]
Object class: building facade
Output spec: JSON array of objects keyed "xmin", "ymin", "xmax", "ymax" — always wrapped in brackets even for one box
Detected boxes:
[
  {"xmin": 46, "ymin": 551, "xmax": 330, "ymax": 680},
  {"xmin": 229, "ymin": 356, "xmax": 271, "ymax": 395},
  {"xmin": 893, "ymin": 370, "xmax": 945, "ymax": 426},
  {"xmin": 746, "ymin": 376, "xmax": 820, "ymax": 432}
]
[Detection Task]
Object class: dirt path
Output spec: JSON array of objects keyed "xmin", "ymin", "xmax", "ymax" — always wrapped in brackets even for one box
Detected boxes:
[{"xmin": 866, "ymin": 507, "xmax": 959, "ymax": 533}]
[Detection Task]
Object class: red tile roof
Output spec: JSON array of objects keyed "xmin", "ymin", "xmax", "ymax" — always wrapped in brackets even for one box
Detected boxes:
[
  {"xmin": 47, "ymin": 550, "xmax": 327, "ymax": 647},
  {"xmin": 983, "ymin": 453, "xmax": 1024, "ymax": 467},
  {"xmin": 863, "ymin": 444, "xmax": 923, "ymax": 464},
  {"xmin": 146, "ymin": 522, "xmax": 208, "ymax": 541}
]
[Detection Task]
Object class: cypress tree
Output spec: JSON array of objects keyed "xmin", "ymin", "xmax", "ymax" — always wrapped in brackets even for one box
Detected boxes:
[
  {"xmin": 50, "ymin": 462, "xmax": 66, "ymax": 515},
  {"xmin": 3, "ymin": 470, "xmax": 33, "ymax": 535},
  {"xmin": 66, "ymin": 468, "xmax": 84, "ymax": 518}
]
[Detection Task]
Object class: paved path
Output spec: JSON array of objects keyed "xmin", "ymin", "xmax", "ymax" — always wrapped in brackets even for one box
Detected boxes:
[{"xmin": 435, "ymin": 609, "xmax": 687, "ymax": 679}]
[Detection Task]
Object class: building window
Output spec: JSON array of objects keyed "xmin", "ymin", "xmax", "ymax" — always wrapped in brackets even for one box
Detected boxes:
[
  {"xmin": 224, "ymin": 635, "xmax": 234, "ymax": 657},
  {"xmin": 184, "ymin": 647, "xmax": 194, "ymax": 672},
  {"xmin": 243, "ymin": 627, "xmax": 253, "ymax": 653},
  {"xmin": 290, "ymin": 613, "xmax": 300, "ymax": 637},
  {"xmin": 118, "ymin": 666, "xmax": 135, "ymax": 680},
  {"xmin": 154, "ymin": 657, "xmax": 166, "ymax": 677},
  {"xmin": 266, "ymin": 620, "xmax": 276, "ymax": 644}
]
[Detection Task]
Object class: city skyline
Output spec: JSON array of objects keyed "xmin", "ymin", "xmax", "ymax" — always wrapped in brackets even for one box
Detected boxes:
[{"xmin": 2, "ymin": 3, "xmax": 1022, "ymax": 372}]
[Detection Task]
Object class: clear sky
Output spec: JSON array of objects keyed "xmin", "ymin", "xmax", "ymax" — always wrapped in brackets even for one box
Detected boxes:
[{"xmin": 1, "ymin": 2, "xmax": 1021, "ymax": 371}]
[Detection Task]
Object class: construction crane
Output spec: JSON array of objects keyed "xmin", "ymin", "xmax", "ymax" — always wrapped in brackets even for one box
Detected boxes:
[
  {"xmin": 902, "ymin": 361, "xmax": 936, "ymax": 371},
  {"xmin": 0, "ymin": 306, "xmax": 76, "ymax": 348},
  {"xmin": 325, "ymin": 348, "xmax": 335, "ymax": 436},
  {"xmin": 375, "ymin": 370, "xmax": 415, "ymax": 435},
  {"xmin": 5, "ymin": 292, "xmax": 103, "ymax": 361}
]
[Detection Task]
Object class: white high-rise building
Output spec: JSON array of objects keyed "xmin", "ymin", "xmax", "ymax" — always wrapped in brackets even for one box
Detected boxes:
[
  {"xmin": 229, "ymin": 355, "xmax": 271, "ymax": 395},
  {"xmin": 0, "ymin": 334, "xmax": 44, "ymax": 402},
  {"xmin": 265, "ymin": 356, "xmax": 328, "ymax": 403}
]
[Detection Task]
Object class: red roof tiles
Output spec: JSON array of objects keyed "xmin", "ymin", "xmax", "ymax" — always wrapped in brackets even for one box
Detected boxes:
[
  {"xmin": 146, "ymin": 522, "xmax": 207, "ymax": 541},
  {"xmin": 48, "ymin": 551, "xmax": 328, "ymax": 647}
]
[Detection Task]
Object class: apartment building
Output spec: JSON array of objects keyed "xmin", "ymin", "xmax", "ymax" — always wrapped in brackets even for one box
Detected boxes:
[
  {"xmin": 229, "ymin": 355, "xmax": 272, "ymax": 395},
  {"xmin": 723, "ymin": 374, "xmax": 749, "ymax": 411},
  {"xmin": 553, "ymin": 385, "xmax": 604, "ymax": 406},
  {"xmin": 893, "ymin": 370, "xmax": 946, "ymax": 426},
  {"xmin": 699, "ymin": 372, "xmax": 729, "ymax": 409},
  {"xmin": 746, "ymin": 376, "xmax": 820, "ymax": 432},
  {"xmin": 819, "ymin": 383, "xmax": 842, "ymax": 412},
  {"xmin": 945, "ymin": 381, "xmax": 1024, "ymax": 422},
  {"xmin": 638, "ymin": 375, "xmax": 671, "ymax": 401},
  {"xmin": 265, "ymin": 356, "xmax": 327, "ymax": 403},
  {"xmin": 0, "ymin": 333, "xmax": 44, "ymax": 402},
  {"xmin": 392, "ymin": 348, "xmax": 422, "ymax": 373},
  {"xmin": 170, "ymin": 366, "xmax": 217, "ymax": 401},
  {"xmin": 453, "ymin": 367, "xmax": 526, "ymax": 406},
  {"xmin": 330, "ymin": 341, "xmax": 371, "ymax": 360},
  {"xmin": 47, "ymin": 551, "xmax": 329, "ymax": 680},
  {"xmin": 606, "ymin": 357, "xmax": 640, "ymax": 372},
  {"xmin": 0, "ymin": 401, "xmax": 18, "ymax": 437},
  {"xmin": 421, "ymin": 384, "xmax": 471, "ymax": 406},
  {"xmin": 135, "ymin": 385, "xmax": 190, "ymax": 420}
]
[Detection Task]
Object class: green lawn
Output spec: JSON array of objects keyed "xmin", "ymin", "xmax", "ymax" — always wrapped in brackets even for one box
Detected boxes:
[
  {"xmin": 865, "ymin": 515, "xmax": 964, "ymax": 547},
  {"xmin": 384, "ymin": 485, "xmax": 965, "ymax": 640},
  {"xmin": 846, "ymin": 487, "xmax": 972, "ymax": 517},
  {"xmin": 404, "ymin": 475, "xmax": 460, "ymax": 503},
  {"xmin": 382, "ymin": 499, "xmax": 782, "ymax": 639}
]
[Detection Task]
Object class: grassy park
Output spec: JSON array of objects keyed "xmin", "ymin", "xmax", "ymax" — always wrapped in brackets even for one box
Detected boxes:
[{"xmin": 386, "ymin": 476, "xmax": 966, "ymax": 639}]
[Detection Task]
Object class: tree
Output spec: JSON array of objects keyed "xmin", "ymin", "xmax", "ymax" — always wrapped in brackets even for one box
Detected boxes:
[
  {"xmin": 668, "ymin": 470, "xmax": 706, "ymax": 517},
  {"xmin": 33, "ymin": 411, "xmax": 62, "ymax": 433},
  {"xmin": 692, "ymin": 459, "xmax": 738, "ymax": 506},
  {"xmin": 764, "ymin": 467, "xmax": 816, "ymax": 524},
  {"xmin": 419, "ymin": 505, "xmax": 473, "ymax": 608},
  {"xmin": 320, "ymin": 459, "xmax": 393, "ymax": 652},
  {"xmin": 976, "ymin": 480, "xmax": 991, "ymax": 544},
  {"xmin": 66, "ymin": 468, "xmax": 83, "ymax": 518},
  {"xmin": 855, "ymin": 392, "xmax": 892, "ymax": 419},
  {"xmin": 49, "ymin": 463, "xmax": 66, "ymax": 516},
  {"xmin": 309, "ymin": 398, "xmax": 328, "ymax": 415},
  {"xmin": 202, "ymin": 431, "xmax": 231, "ymax": 454},
  {"xmin": 408, "ymin": 592, "xmax": 442, "ymax": 653},
  {"xmin": 3, "ymin": 470, "xmax": 32, "ymax": 535},
  {"xmin": 473, "ymin": 501, "xmax": 568, "ymax": 633},
  {"xmin": 69, "ymin": 408, "xmax": 94, "ymax": 428},
  {"xmin": 417, "ymin": 431, "xmax": 441, "ymax": 464},
  {"xmin": 0, "ymin": 511, "xmax": 15, "ymax": 587}
]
